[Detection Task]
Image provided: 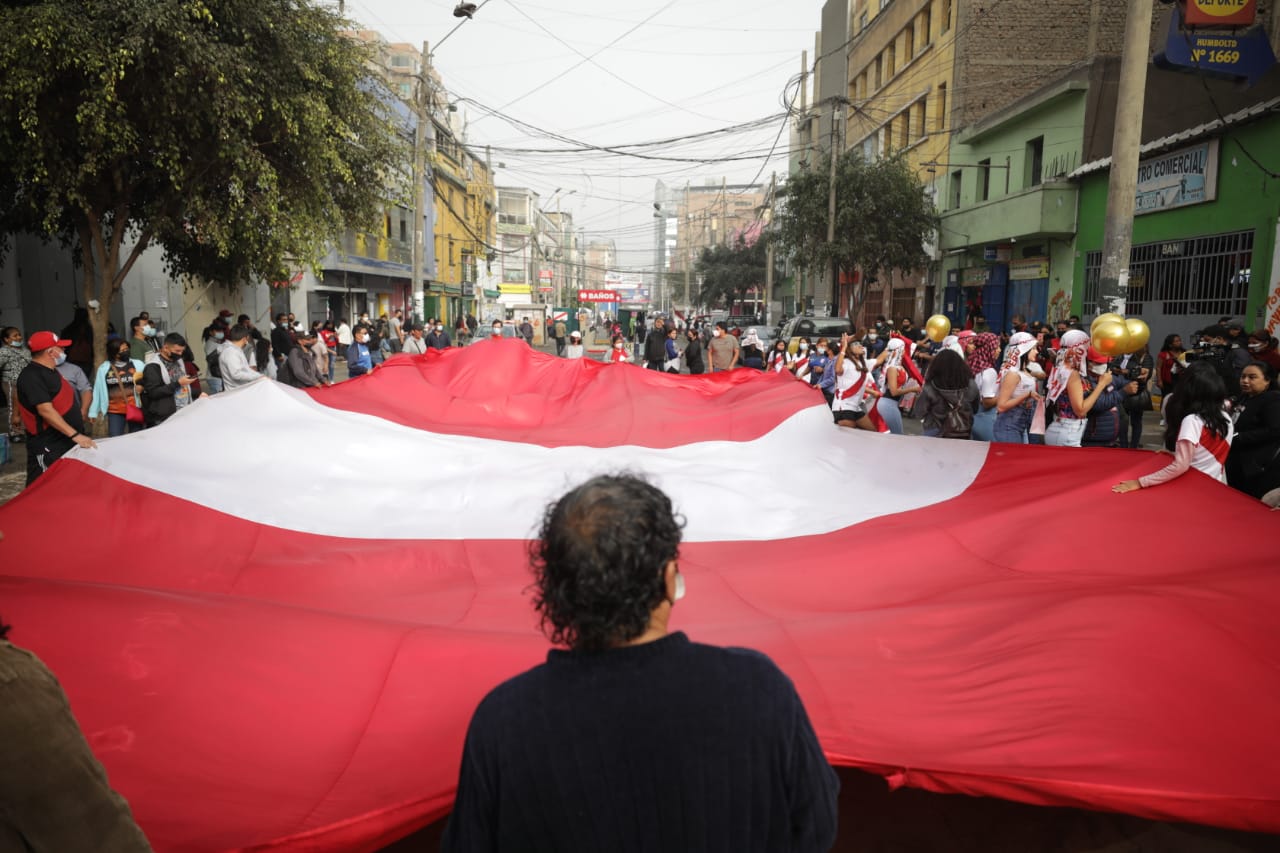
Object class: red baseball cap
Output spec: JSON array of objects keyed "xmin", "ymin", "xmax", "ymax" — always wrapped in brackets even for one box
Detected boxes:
[
  {"xmin": 28, "ymin": 331, "xmax": 72, "ymax": 352},
  {"xmin": 1086, "ymin": 346, "xmax": 1110, "ymax": 364}
]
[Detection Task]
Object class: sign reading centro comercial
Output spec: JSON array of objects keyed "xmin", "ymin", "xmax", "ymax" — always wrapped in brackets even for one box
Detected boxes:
[
  {"xmin": 578, "ymin": 290, "xmax": 620, "ymax": 302},
  {"xmin": 1135, "ymin": 140, "xmax": 1219, "ymax": 216},
  {"xmin": 1185, "ymin": 0, "xmax": 1256, "ymax": 27}
]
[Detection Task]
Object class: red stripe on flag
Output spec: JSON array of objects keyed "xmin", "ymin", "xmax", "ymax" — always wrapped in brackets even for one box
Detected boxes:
[{"xmin": 2, "ymin": 445, "xmax": 1278, "ymax": 848}]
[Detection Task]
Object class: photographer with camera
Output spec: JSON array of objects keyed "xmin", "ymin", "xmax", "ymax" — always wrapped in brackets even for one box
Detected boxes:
[
  {"xmin": 1112, "ymin": 344, "xmax": 1154, "ymax": 448},
  {"xmin": 1184, "ymin": 326, "xmax": 1244, "ymax": 389}
]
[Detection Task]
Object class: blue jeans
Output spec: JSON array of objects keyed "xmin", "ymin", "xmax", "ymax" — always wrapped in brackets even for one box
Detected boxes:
[
  {"xmin": 971, "ymin": 406, "xmax": 996, "ymax": 442},
  {"xmin": 993, "ymin": 404, "xmax": 1033, "ymax": 444},
  {"xmin": 106, "ymin": 413, "xmax": 144, "ymax": 437},
  {"xmin": 876, "ymin": 396, "xmax": 904, "ymax": 435},
  {"xmin": 327, "ymin": 349, "xmax": 337, "ymax": 383}
]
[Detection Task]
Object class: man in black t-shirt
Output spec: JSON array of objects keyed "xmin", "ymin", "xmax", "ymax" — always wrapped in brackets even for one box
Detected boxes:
[{"xmin": 16, "ymin": 331, "xmax": 97, "ymax": 486}]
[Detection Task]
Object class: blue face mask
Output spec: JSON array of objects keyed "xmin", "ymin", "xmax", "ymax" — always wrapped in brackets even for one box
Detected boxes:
[
  {"xmin": 214, "ymin": 332, "xmax": 225, "ymax": 341},
  {"xmin": 54, "ymin": 353, "xmax": 67, "ymax": 366},
  {"xmin": 7, "ymin": 341, "xmax": 21, "ymax": 348}
]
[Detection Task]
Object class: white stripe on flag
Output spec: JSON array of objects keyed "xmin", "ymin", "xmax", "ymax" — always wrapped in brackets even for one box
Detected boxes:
[{"xmin": 68, "ymin": 380, "xmax": 990, "ymax": 541}]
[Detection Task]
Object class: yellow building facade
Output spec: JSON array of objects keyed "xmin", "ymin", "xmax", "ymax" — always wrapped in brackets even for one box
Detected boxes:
[
  {"xmin": 844, "ymin": 0, "xmax": 955, "ymax": 325},
  {"xmin": 429, "ymin": 122, "xmax": 495, "ymax": 324}
]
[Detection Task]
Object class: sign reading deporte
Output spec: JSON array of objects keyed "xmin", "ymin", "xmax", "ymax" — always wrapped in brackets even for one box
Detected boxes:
[{"xmin": 1185, "ymin": 0, "xmax": 1257, "ymax": 27}]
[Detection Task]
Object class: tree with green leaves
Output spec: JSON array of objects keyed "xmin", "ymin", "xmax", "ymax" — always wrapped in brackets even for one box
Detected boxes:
[
  {"xmin": 0, "ymin": 0, "xmax": 407, "ymax": 366},
  {"xmin": 775, "ymin": 152, "xmax": 937, "ymax": 318},
  {"xmin": 694, "ymin": 234, "xmax": 777, "ymax": 312}
]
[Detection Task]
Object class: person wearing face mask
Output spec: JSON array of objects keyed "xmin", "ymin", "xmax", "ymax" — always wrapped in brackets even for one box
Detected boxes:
[
  {"xmin": 0, "ymin": 327, "xmax": 33, "ymax": 443},
  {"xmin": 201, "ymin": 321, "xmax": 229, "ymax": 394},
  {"xmin": 426, "ymin": 322, "xmax": 452, "ymax": 350},
  {"xmin": 403, "ymin": 324, "xmax": 429, "ymax": 355},
  {"xmin": 1246, "ymin": 330, "xmax": 1280, "ymax": 373},
  {"xmin": 682, "ymin": 328, "xmax": 704, "ymax": 374},
  {"xmin": 1042, "ymin": 331, "xmax": 1114, "ymax": 447},
  {"xmin": 128, "ymin": 316, "xmax": 160, "ymax": 363},
  {"xmin": 16, "ymin": 331, "xmax": 98, "ymax": 485},
  {"xmin": 141, "ymin": 334, "xmax": 199, "ymax": 427},
  {"xmin": 270, "ymin": 313, "xmax": 294, "ymax": 368},
  {"xmin": 90, "ymin": 340, "xmax": 146, "ymax": 436},
  {"xmin": 993, "ymin": 331, "xmax": 1044, "ymax": 444},
  {"xmin": 862, "ymin": 328, "xmax": 886, "ymax": 358},
  {"xmin": 345, "ymin": 325, "xmax": 374, "ymax": 378},
  {"xmin": 564, "ymin": 330, "xmax": 585, "ymax": 360},
  {"xmin": 443, "ymin": 475, "xmax": 838, "ymax": 853},
  {"xmin": 791, "ymin": 336, "xmax": 813, "ymax": 382},
  {"xmin": 608, "ymin": 334, "xmax": 630, "ymax": 363},
  {"xmin": 282, "ymin": 330, "xmax": 327, "ymax": 388},
  {"xmin": 219, "ymin": 325, "xmax": 264, "ymax": 391},
  {"xmin": 1079, "ymin": 348, "xmax": 1131, "ymax": 448},
  {"xmin": 707, "ymin": 322, "xmax": 739, "ymax": 372}
]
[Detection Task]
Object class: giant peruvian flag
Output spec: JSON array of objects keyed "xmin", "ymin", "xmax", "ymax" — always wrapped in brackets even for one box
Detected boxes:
[{"xmin": 1, "ymin": 340, "xmax": 1278, "ymax": 850}]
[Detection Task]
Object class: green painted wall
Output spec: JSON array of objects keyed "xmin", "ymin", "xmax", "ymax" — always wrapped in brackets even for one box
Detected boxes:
[{"xmin": 1073, "ymin": 113, "xmax": 1280, "ymax": 326}]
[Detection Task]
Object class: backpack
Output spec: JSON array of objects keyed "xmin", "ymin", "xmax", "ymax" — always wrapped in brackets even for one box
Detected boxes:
[
  {"xmin": 276, "ymin": 353, "xmax": 297, "ymax": 387},
  {"xmin": 940, "ymin": 388, "xmax": 974, "ymax": 438},
  {"xmin": 207, "ymin": 346, "xmax": 222, "ymax": 379}
]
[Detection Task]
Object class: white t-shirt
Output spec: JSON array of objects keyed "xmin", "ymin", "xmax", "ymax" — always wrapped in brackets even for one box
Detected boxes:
[
  {"xmin": 976, "ymin": 367, "xmax": 999, "ymax": 401},
  {"xmin": 832, "ymin": 358, "xmax": 870, "ymax": 413},
  {"xmin": 1139, "ymin": 412, "xmax": 1234, "ymax": 488},
  {"xmin": 565, "ymin": 344, "xmax": 584, "ymax": 359}
]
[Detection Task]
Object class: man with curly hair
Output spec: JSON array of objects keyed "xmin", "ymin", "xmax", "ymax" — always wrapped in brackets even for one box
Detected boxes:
[{"xmin": 443, "ymin": 474, "xmax": 839, "ymax": 852}]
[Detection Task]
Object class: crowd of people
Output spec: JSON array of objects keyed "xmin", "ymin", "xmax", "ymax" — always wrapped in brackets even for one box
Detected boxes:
[{"xmin": 598, "ymin": 311, "xmax": 1280, "ymax": 507}]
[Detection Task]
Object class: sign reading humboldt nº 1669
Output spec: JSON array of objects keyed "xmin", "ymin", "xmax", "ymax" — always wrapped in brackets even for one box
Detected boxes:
[{"xmin": 1134, "ymin": 139, "xmax": 1219, "ymax": 215}]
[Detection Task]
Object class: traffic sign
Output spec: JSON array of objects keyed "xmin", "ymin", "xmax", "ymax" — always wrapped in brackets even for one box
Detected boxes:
[{"xmin": 1154, "ymin": 7, "xmax": 1276, "ymax": 85}]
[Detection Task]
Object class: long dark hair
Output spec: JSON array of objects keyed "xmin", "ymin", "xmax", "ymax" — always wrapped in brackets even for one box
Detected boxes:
[
  {"xmin": 1160, "ymin": 334, "xmax": 1182, "ymax": 353},
  {"xmin": 925, "ymin": 349, "xmax": 971, "ymax": 391},
  {"xmin": 1163, "ymin": 361, "xmax": 1229, "ymax": 451}
]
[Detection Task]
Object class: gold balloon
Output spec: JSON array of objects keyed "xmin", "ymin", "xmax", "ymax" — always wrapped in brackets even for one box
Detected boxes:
[
  {"xmin": 1091, "ymin": 312, "xmax": 1124, "ymax": 332},
  {"xmin": 924, "ymin": 314, "xmax": 951, "ymax": 343},
  {"xmin": 1091, "ymin": 319, "xmax": 1131, "ymax": 358},
  {"xmin": 1124, "ymin": 318, "xmax": 1150, "ymax": 354}
]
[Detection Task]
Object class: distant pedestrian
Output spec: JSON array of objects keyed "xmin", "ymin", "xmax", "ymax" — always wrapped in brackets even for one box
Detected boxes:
[
  {"xmin": 683, "ymin": 329, "xmax": 705, "ymax": 375},
  {"xmin": 519, "ymin": 317, "xmax": 535, "ymax": 346},
  {"xmin": 140, "ymin": 334, "xmax": 199, "ymax": 428},
  {"xmin": 707, "ymin": 322, "xmax": 739, "ymax": 372},
  {"xmin": 564, "ymin": 330, "xmax": 584, "ymax": 359},
  {"xmin": 554, "ymin": 319, "xmax": 568, "ymax": 356},
  {"xmin": 426, "ymin": 322, "xmax": 452, "ymax": 350},
  {"xmin": 346, "ymin": 326, "xmax": 373, "ymax": 378},
  {"xmin": 404, "ymin": 325, "xmax": 429, "ymax": 355}
]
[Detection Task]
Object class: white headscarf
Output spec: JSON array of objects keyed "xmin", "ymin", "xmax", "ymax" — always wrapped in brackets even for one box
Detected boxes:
[
  {"xmin": 999, "ymin": 332, "xmax": 1039, "ymax": 379},
  {"xmin": 1046, "ymin": 329, "xmax": 1090, "ymax": 403},
  {"xmin": 883, "ymin": 336, "xmax": 906, "ymax": 370},
  {"xmin": 941, "ymin": 335, "xmax": 963, "ymax": 356}
]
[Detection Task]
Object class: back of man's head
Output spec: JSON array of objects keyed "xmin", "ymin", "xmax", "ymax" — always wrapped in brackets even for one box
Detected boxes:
[
  {"xmin": 532, "ymin": 475, "xmax": 683, "ymax": 652},
  {"xmin": 229, "ymin": 325, "xmax": 252, "ymax": 343},
  {"xmin": 163, "ymin": 333, "xmax": 187, "ymax": 348}
]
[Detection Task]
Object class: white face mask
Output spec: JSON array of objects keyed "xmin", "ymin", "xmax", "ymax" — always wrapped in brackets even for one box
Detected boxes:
[
  {"xmin": 673, "ymin": 571, "xmax": 686, "ymax": 602},
  {"xmin": 492, "ymin": 327, "xmax": 503, "ymax": 336},
  {"xmin": 614, "ymin": 342, "xmax": 624, "ymax": 349},
  {"xmin": 712, "ymin": 329, "xmax": 722, "ymax": 337},
  {"xmin": 436, "ymin": 325, "xmax": 444, "ymax": 333},
  {"xmin": 54, "ymin": 353, "xmax": 67, "ymax": 366},
  {"xmin": 799, "ymin": 343, "xmax": 809, "ymax": 351},
  {"xmin": 1088, "ymin": 363, "xmax": 1107, "ymax": 376},
  {"xmin": 214, "ymin": 332, "xmax": 225, "ymax": 341},
  {"xmin": 6, "ymin": 340, "xmax": 20, "ymax": 348},
  {"xmin": 357, "ymin": 335, "xmax": 368, "ymax": 344},
  {"xmin": 143, "ymin": 325, "xmax": 156, "ymax": 337},
  {"xmin": 867, "ymin": 334, "xmax": 878, "ymax": 341},
  {"xmin": 1249, "ymin": 342, "xmax": 1264, "ymax": 351}
]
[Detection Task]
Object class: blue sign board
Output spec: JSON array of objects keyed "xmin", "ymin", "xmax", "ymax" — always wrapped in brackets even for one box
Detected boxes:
[{"xmin": 1154, "ymin": 7, "xmax": 1277, "ymax": 86}]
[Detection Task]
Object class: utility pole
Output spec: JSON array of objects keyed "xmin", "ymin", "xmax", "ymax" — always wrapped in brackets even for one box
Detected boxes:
[
  {"xmin": 1097, "ymin": 0, "xmax": 1154, "ymax": 316},
  {"xmin": 412, "ymin": 41, "xmax": 432, "ymax": 326},
  {"xmin": 764, "ymin": 171, "xmax": 776, "ymax": 326},
  {"xmin": 826, "ymin": 99, "xmax": 843, "ymax": 318},
  {"xmin": 798, "ymin": 50, "xmax": 809, "ymax": 315},
  {"xmin": 684, "ymin": 181, "xmax": 691, "ymax": 313}
]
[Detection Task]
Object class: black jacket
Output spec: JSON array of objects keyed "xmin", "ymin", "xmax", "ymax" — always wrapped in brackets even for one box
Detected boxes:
[
  {"xmin": 684, "ymin": 338, "xmax": 705, "ymax": 374},
  {"xmin": 141, "ymin": 357, "xmax": 200, "ymax": 425},
  {"xmin": 1226, "ymin": 389, "xmax": 1280, "ymax": 497},
  {"xmin": 644, "ymin": 328, "xmax": 667, "ymax": 364}
]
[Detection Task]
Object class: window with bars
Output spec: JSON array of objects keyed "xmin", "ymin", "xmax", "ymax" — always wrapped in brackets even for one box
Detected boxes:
[{"xmin": 1082, "ymin": 230, "xmax": 1254, "ymax": 318}]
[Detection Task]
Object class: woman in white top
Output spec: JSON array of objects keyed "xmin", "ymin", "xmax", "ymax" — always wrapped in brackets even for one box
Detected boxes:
[
  {"xmin": 1114, "ymin": 361, "xmax": 1233, "ymax": 492},
  {"xmin": 832, "ymin": 334, "xmax": 878, "ymax": 431},
  {"xmin": 336, "ymin": 320, "xmax": 353, "ymax": 348},
  {"xmin": 965, "ymin": 332, "xmax": 1002, "ymax": 442},
  {"xmin": 992, "ymin": 332, "xmax": 1041, "ymax": 444},
  {"xmin": 565, "ymin": 331, "xmax": 585, "ymax": 359}
]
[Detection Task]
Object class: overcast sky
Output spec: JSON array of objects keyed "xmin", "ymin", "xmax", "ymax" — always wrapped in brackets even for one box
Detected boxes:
[{"xmin": 348, "ymin": 0, "xmax": 825, "ymax": 273}]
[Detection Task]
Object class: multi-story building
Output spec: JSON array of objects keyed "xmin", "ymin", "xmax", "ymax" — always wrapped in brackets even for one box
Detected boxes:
[
  {"xmin": 834, "ymin": 0, "xmax": 1144, "ymax": 328},
  {"xmin": 496, "ymin": 187, "xmax": 543, "ymax": 311},
  {"xmin": 429, "ymin": 112, "xmax": 495, "ymax": 325},
  {"xmin": 669, "ymin": 181, "xmax": 766, "ymax": 312}
]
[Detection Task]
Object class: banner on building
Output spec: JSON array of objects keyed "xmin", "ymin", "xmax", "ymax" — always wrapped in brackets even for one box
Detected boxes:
[
  {"xmin": 1009, "ymin": 258, "xmax": 1050, "ymax": 281},
  {"xmin": 499, "ymin": 284, "xmax": 532, "ymax": 295},
  {"xmin": 1135, "ymin": 140, "xmax": 1219, "ymax": 215},
  {"xmin": 1266, "ymin": 221, "xmax": 1280, "ymax": 336},
  {"xmin": 961, "ymin": 267, "xmax": 991, "ymax": 289}
]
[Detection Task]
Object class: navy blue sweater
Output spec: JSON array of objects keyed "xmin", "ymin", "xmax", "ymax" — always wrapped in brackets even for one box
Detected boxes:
[{"xmin": 443, "ymin": 632, "xmax": 839, "ymax": 852}]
